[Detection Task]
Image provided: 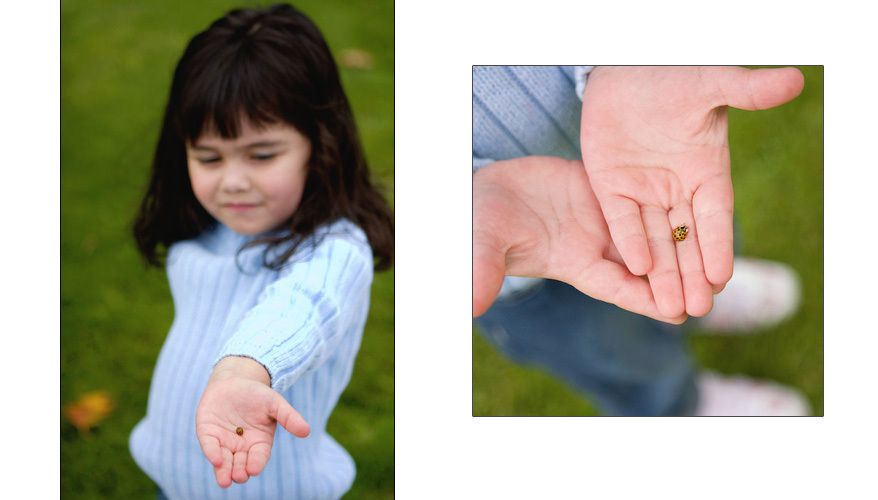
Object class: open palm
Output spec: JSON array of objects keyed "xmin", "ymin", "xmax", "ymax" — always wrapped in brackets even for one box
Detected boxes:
[
  {"xmin": 581, "ymin": 65, "xmax": 804, "ymax": 318},
  {"xmin": 473, "ymin": 155, "xmax": 686, "ymax": 324},
  {"xmin": 195, "ymin": 375, "xmax": 310, "ymax": 488}
]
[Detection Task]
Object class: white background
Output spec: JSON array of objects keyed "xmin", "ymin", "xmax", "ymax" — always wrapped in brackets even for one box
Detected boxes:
[{"xmin": 5, "ymin": 0, "xmax": 873, "ymax": 498}]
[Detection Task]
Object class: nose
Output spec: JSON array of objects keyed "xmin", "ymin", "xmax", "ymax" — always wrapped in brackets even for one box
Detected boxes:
[{"xmin": 220, "ymin": 161, "xmax": 251, "ymax": 193}]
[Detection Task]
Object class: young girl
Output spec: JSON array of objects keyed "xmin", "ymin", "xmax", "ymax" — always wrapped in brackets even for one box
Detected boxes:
[{"xmin": 128, "ymin": 4, "xmax": 393, "ymax": 499}]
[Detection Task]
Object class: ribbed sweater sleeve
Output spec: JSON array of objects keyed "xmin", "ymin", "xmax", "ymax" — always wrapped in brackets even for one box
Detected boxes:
[
  {"xmin": 213, "ymin": 229, "xmax": 373, "ymax": 393},
  {"xmin": 472, "ymin": 65, "xmax": 594, "ymax": 173}
]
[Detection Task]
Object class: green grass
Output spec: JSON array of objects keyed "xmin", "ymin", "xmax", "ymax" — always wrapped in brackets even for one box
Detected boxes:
[
  {"xmin": 473, "ymin": 66, "xmax": 824, "ymax": 417},
  {"xmin": 60, "ymin": 1, "xmax": 393, "ymax": 498}
]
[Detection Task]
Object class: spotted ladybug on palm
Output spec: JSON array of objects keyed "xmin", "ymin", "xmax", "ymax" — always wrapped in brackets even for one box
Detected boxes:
[{"xmin": 672, "ymin": 225, "xmax": 689, "ymax": 242}]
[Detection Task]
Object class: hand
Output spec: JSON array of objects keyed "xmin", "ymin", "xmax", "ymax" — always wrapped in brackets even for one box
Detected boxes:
[
  {"xmin": 581, "ymin": 66, "xmax": 804, "ymax": 317},
  {"xmin": 473, "ymin": 155, "xmax": 687, "ymax": 324},
  {"xmin": 195, "ymin": 356, "xmax": 310, "ymax": 488}
]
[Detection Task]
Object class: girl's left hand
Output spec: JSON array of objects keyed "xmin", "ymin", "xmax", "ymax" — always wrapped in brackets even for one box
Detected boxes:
[{"xmin": 195, "ymin": 356, "xmax": 310, "ymax": 488}]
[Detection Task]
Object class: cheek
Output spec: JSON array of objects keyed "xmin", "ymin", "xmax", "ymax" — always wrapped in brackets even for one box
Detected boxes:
[
  {"xmin": 265, "ymin": 166, "xmax": 308, "ymax": 204},
  {"xmin": 187, "ymin": 167, "xmax": 214, "ymax": 206}
]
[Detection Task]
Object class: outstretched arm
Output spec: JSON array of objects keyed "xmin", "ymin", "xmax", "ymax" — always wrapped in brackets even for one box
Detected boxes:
[{"xmin": 195, "ymin": 224, "xmax": 373, "ymax": 487}]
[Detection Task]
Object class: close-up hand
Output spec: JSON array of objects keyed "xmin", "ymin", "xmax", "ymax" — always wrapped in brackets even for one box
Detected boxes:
[
  {"xmin": 195, "ymin": 356, "xmax": 310, "ymax": 488},
  {"xmin": 473, "ymin": 155, "xmax": 687, "ymax": 324},
  {"xmin": 580, "ymin": 66, "xmax": 804, "ymax": 318}
]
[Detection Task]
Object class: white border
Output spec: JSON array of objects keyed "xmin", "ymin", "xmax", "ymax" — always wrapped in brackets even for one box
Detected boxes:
[{"xmin": 1, "ymin": 2, "xmax": 61, "ymax": 497}]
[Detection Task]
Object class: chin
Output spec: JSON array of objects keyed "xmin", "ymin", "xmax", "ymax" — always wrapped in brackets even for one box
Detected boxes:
[
  {"xmin": 235, "ymin": 226, "xmax": 267, "ymax": 236},
  {"xmin": 222, "ymin": 220, "xmax": 268, "ymax": 236}
]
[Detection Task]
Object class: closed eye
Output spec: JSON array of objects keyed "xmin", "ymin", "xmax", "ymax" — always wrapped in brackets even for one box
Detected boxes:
[
  {"xmin": 252, "ymin": 153, "xmax": 276, "ymax": 161},
  {"xmin": 197, "ymin": 157, "xmax": 220, "ymax": 165}
]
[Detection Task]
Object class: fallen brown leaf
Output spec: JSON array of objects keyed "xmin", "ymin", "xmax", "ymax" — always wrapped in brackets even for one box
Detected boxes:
[{"xmin": 63, "ymin": 390, "xmax": 115, "ymax": 436}]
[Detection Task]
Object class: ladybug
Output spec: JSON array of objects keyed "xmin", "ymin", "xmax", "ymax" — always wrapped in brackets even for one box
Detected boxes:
[
  {"xmin": 672, "ymin": 225, "xmax": 689, "ymax": 242},
  {"xmin": 236, "ymin": 427, "xmax": 244, "ymax": 436}
]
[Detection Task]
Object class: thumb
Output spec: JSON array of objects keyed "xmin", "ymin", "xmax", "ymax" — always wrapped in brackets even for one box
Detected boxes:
[
  {"xmin": 269, "ymin": 392, "xmax": 310, "ymax": 438},
  {"xmin": 473, "ymin": 234, "xmax": 506, "ymax": 317},
  {"xmin": 714, "ymin": 66, "xmax": 804, "ymax": 111}
]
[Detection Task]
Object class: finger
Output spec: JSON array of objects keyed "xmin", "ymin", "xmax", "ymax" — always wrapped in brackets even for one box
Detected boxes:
[
  {"xmin": 693, "ymin": 175, "xmax": 734, "ymax": 285},
  {"xmin": 713, "ymin": 282, "xmax": 726, "ymax": 294},
  {"xmin": 714, "ymin": 66, "xmax": 805, "ymax": 111},
  {"xmin": 197, "ymin": 434, "xmax": 224, "ymax": 468},
  {"xmin": 473, "ymin": 233, "xmax": 506, "ymax": 317},
  {"xmin": 668, "ymin": 203, "xmax": 713, "ymax": 317},
  {"xmin": 574, "ymin": 259, "xmax": 687, "ymax": 324},
  {"xmin": 641, "ymin": 206, "xmax": 685, "ymax": 318},
  {"xmin": 269, "ymin": 394, "xmax": 311, "ymax": 438},
  {"xmin": 215, "ymin": 447, "xmax": 233, "ymax": 488},
  {"xmin": 232, "ymin": 450, "xmax": 249, "ymax": 484},
  {"xmin": 601, "ymin": 195, "xmax": 652, "ymax": 275},
  {"xmin": 246, "ymin": 442, "xmax": 272, "ymax": 476},
  {"xmin": 605, "ymin": 240, "xmax": 624, "ymax": 265}
]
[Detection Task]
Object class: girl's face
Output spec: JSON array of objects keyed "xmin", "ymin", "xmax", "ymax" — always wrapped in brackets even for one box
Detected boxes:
[{"xmin": 186, "ymin": 119, "xmax": 311, "ymax": 235}]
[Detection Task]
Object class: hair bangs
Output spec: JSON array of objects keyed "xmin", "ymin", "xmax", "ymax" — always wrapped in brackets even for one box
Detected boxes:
[{"xmin": 179, "ymin": 47, "xmax": 284, "ymax": 142}]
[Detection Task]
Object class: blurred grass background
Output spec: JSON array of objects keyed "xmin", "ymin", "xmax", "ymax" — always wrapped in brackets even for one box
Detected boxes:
[
  {"xmin": 61, "ymin": 1, "xmax": 393, "ymax": 498},
  {"xmin": 473, "ymin": 66, "xmax": 823, "ymax": 417}
]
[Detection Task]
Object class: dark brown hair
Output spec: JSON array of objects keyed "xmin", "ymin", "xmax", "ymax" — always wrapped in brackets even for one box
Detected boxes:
[{"xmin": 133, "ymin": 3, "xmax": 393, "ymax": 271}]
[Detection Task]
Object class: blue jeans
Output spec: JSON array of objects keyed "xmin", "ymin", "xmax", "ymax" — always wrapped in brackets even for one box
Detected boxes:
[{"xmin": 474, "ymin": 279, "xmax": 698, "ymax": 416}]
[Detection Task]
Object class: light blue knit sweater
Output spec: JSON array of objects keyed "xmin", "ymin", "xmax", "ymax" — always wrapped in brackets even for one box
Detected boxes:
[{"xmin": 129, "ymin": 218, "xmax": 373, "ymax": 500}]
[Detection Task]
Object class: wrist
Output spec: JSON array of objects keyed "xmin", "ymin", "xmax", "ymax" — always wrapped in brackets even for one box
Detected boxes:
[{"xmin": 211, "ymin": 355, "xmax": 271, "ymax": 386}]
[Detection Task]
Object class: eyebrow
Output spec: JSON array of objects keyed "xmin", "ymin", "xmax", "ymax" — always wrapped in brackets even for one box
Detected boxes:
[{"xmin": 190, "ymin": 140, "xmax": 284, "ymax": 152}]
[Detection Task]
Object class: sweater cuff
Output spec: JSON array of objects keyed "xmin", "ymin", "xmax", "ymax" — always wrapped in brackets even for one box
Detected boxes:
[
  {"xmin": 574, "ymin": 66, "xmax": 595, "ymax": 101},
  {"xmin": 213, "ymin": 354, "xmax": 274, "ymax": 386},
  {"xmin": 212, "ymin": 292, "xmax": 341, "ymax": 392},
  {"xmin": 212, "ymin": 326, "xmax": 322, "ymax": 392},
  {"xmin": 473, "ymin": 157, "xmax": 495, "ymax": 174}
]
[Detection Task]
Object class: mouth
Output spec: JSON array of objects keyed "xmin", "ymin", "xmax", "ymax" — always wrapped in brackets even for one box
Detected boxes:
[{"xmin": 223, "ymin": 203, "xmax": 261, "ymax": 212}]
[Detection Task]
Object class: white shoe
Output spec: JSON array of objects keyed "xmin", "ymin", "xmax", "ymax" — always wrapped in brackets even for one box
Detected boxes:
[
  {"xmin": 697, "ymin": 256, "xmax": 802, "ymax": 333},
  {"xmin": 496, "ymin": 276, "xmax": 544, "ymax": 301},
  {"xmin": 693, "ymin": 371, "xmax": 811, "ymax": 416}
]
